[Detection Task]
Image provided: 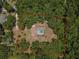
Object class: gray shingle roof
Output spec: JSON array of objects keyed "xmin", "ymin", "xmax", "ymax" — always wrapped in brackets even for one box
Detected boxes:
[
  {"xmin": 0, "ymin": 14, "xmax": 7, "ymax": 24},
  {"xmin": 36, "ymin": 27, "xmax": 45, "ymax": 36}
]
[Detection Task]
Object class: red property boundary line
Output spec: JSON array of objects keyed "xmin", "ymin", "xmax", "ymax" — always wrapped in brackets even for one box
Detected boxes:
[
  {"xmin": 19, "ymin": 12, "xmax": 70, "ymax": 19},
  {"xmin": 18, "ymin": 12, "xmax": 69, "ymax": 58}
]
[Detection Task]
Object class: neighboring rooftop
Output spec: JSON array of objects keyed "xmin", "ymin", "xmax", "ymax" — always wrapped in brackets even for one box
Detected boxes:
[{"xmin": 0, "ymin": 14, "xmax": 7, "ymax": 24}]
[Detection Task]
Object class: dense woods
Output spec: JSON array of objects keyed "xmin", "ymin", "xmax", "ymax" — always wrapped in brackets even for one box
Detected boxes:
[
  {"xmin": 0, "ymin": 0, "xmax": 79, "ymax": 59},
  {"xmin": 15, "ymin": 0, "xmax": 79, "ymax": 59}
]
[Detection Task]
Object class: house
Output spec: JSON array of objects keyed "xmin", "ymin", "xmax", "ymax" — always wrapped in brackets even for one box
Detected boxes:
[
  {"xmin": 0, "ymin": 14, "xmax": 7, "ymax": 24},
  {"xmin": 36, "ymin": 27, "xmax": 45, "ymax": 36},
  {"xmin": 31, "ymin": 22, "xmax": 57, "ymax": 42}
]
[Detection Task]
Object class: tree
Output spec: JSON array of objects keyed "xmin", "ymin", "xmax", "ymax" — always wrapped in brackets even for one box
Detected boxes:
[
  {"xmin": 19, "ymin": 38, "xmax": 29, "ymax": 49},
  {"xmin": 0, "ymin": 45, "xmax": 9, "ymax": 59},
  {"xmin": 3, "ymin": 15, "xmax": 15, "ymax": 30},
  {"xmin": 3, "ymin": 1, "xmax": 13, "ymax": 12},
  {"xmin": 2, "ymin": 31, "xmax": 13, "ymax": 45},
  {"xmin": 31, "ymin": 41, "xmax": 40, "ymax": 50},
  {"xmin": 16, "ymin": 53, "xmax": 29, "ymax": 59}
]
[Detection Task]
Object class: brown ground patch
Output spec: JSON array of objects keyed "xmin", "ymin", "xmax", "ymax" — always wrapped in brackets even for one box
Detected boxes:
[
  {"xmin": 31, "ymin": 22, "xmax": 57, "ymax": 42},
  {"xmin": 12, "ymin": 22, "xmax": 57, "ymax": 53}
]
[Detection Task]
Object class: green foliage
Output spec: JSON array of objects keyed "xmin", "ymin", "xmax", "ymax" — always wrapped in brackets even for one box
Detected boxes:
[
  {"xmin": 0, "ymin": 0, "xmax": 3, "ymax": 6},
  {"xmin": 2, "ymin": 31, "xmax": 13, "ymax": 44},
  {"xmin": 19, "ymin": 38, "xmax": 29, "ymax": 49},
  {"xmin": 31, "ymin": 40, "xmax": 63, "ymax": 59},
  {"xmin": 18, "ymin": 18, "xmax": 26, "ymax": 30},
  {"xmin": 31, "ymin": 41, "xmax": 40, "ymax": 50},
  {"xmin": 16, "ymin": 0, "xmax": 65, "ymax": 29},
  {"xmin": 0, "ymin": 24, "xmax": 4, "ymax": 35},
  {"xmin": 3, "ymin": 15, "xmax": 15, "ymax": 30},
  {"xmin": 16, "ymin": 53, "xmax": 29, "ymax": 59},
  {"xmin": 35, "ymin": 55, "xmax": 50, "ymax": 59},
  {"xmin": 0, "ymin": 45, "xmax": 9, "ymax": 59},
  {"xmin": 62, "ymin": 0, "xmax": 79, "ymax": 58},
  {"xmin": 3, "ymin": 2, "xmax": 13, "ymax": 12},
  {"xmin": 6, "ymin": 0, "xmax": 79, "ymax": 59}
]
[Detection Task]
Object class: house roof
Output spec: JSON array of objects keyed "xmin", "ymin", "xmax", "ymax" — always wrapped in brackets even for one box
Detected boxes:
[
  {"xmin": 36, "ymin": 27, "xmax": 45, "ymax": 36},
  {"xmin": 0, "ymin": 14, "xmax": 7, "ymax": 24}
]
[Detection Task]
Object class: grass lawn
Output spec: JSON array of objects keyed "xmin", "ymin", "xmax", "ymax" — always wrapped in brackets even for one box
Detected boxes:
[{"xmin": 8, "ymin": 56, "xmax": 17, "ymax": 59}]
